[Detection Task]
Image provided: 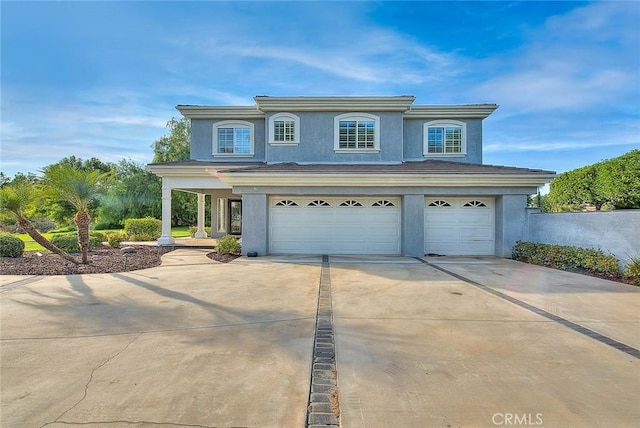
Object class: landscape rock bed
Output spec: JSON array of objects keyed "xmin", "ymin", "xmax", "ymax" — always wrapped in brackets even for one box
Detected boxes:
[{"xmin": 0, "ymin": 245, "xmax": 173, "ymax": 275}]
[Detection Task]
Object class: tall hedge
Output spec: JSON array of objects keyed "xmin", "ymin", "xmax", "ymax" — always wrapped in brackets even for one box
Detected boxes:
[{"xmin": 547, "ymin": 150, "xmax": 640, "ymax": 211}]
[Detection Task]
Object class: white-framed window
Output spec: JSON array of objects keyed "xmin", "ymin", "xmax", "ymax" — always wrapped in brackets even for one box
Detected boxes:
[
  {"xmin": 424, "ymin": 120, "xmax": 466, "ymax": 156},
  {"xmin": 213, "ymin": 120, "xmax": 254, "ymax": 156},
  {"xmin": 334, "ymin": 113, "xmax": 380, "ymax": 152},
  {"xmin": 269, "ymin": 113, "xmax": 300, "ymax": 145}
]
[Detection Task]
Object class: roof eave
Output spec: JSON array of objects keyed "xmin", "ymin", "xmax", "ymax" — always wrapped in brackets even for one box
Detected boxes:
[
  {"xmin": 219, "ymin": 172, "xmax": 555, "ymax": 188},
  {"xmin": 254, "ymin": 95, "xmax": 416, "ymax": 112},
  {"xmin": 405, "ymin": 104, "xmax": 499, "ymax": 119},
  {"xmin": 176, "ymin": 105, "xmax": 264, "ymax": 119},
  {"xmin": 147, "ymin": 163, "xmax": 256, "ymax": 177}
]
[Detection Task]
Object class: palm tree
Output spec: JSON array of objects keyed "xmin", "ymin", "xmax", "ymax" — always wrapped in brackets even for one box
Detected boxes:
[
  {"xmin": 0, "ymin": 181, "xmax": 79, "ymax": 264},
  {"xmin": 43, "ymin": 164, "xmax": 106, "ymax": 264}
]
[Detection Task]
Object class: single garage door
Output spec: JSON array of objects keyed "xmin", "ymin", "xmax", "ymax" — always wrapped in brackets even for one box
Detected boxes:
[
  {"xmin": 425, "ymin": 197, "xmax": 495, "ymax": 255},
  {"xmin": 269, "ymin": 196, "xmax": 401, "ymax": 254}
]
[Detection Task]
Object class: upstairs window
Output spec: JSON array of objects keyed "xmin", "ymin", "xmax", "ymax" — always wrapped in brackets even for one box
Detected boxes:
[
  {"xmin": 334, "ymin": 113, "xmax": 380, "ymax": 152},
  {"xmin": 269, "ymin": 113, "xmax": 300, "ymax": 145},
  {"xmin": 213, "ymin": 121, "xmax": 254, "ymax": 156},
  {"xmin": 424, "ymin": 120, "xmax": 466, "ymax": 156}
]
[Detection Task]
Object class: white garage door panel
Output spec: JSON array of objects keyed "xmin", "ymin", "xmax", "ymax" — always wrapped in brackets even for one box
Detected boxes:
[
  {"xmin": 425, "ymin": 197, "xmax": 495, "ymax": 256},
  {"xmin": 270, "ymin": 197, "xmax": 401, "ymax": 254}
]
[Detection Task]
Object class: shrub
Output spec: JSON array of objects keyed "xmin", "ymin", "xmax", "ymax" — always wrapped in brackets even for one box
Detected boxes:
[
  {"xmin": 624, "ymin": 256, "xmax": 640, "ymax": 286},
  {"xmin": 124, "ymin": 217, "xmax": 161, "ymax": 241},
  {"xmin": 512, "ymin": 241, "xmax": 620, "ymax": 275},
  {"xmin": 0, "ymin": 233, "xmax": 25, "ymax": 258},
  {"xmin": 91, "ymin": 231, "xmax": 106, "ymax": 243},
  {"xmin": 188, "ymin": 226, "xmax": 212, "ymax": 237},
  {"xmin": 106, "ymin": 232, "xmax": 127, "ymax": 248},
  {"xmin": 50, "ymin": 232, "xmax": 103, "ymax": 253},
  {"xmin": 93, "ymin": 221, "xmax": 122, "ymax": 230},
  {"xmin": 31, "ymin": 217, "xmax": 57, "ymax": 233},
  {"xmin": 216, "ymin": 235, "xmax": 240, "ymax": 255},
  {"xmin": 49, "ymin": 225, "xmax": 77, "ymax": 234}
]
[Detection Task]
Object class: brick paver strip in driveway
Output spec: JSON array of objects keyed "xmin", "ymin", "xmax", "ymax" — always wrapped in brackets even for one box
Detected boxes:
[{"xmin": 305, "ymin": 255, "xmax": 340, "ymax": 428}]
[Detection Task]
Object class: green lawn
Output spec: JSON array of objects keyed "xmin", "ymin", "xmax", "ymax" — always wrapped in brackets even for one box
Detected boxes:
[{"xmin": 13, "ymin": 227, "xmax": 193, "ymax": 252}]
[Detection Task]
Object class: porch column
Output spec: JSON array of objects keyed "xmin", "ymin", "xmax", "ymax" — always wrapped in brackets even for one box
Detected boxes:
[
  {"xmin": 195, "ymin": 193, "xmax": 208, "ymax": 238},
  {"xmin": 158, "ymin": 179, "xmax": 175, "ymax": 245}
]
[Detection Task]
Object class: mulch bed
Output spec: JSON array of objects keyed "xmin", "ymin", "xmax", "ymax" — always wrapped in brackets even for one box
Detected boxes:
[
  {"xmin": 565, "ymin": 267, "xmax": 639, "ymax": 287},
  {"xmin": 0, "ymin": 245, "xmax": 174, "ymax": 275},
  {"xmin": 206, "ymin": 252, "xmax": 241, "ymax": 263}
]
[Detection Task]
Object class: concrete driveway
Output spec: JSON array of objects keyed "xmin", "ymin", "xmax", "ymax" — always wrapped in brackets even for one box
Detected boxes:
[{"xmin": 1, "ymin": 251, "xmax": 639, "ymax": 427}]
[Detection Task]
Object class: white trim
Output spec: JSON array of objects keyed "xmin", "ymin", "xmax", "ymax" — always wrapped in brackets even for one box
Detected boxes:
[
  {"xmin": 268, "ymin": 112, "xmax": 300, "ymax": 145},
  {"xmin": 334, "ymin": 113, "xmax": 380, "ymax": 152},
  {"xmin": 213, "ymin": 120, "xmax": 255, "ymax": 157},
  {"xmin": 423, "ymin": 120, "xmax": 467, "ymax": 157},
  {"xmin": 406, "ymin": 104, "xmax": 498, "ymax": 119},
  {"xmin": 176, "ymin": 105, "xmax": 264, "ymax": 119},
  {"xmin": 220, "ymin": 172, "xmax": 556, "ymax": 188},
  {"xmin": 147, "ymin": 163, "xmax": 254, "ymax": 177},
  {"xmin": 255, "ymin": 96, "xmax": 415, "ymax": 112}
]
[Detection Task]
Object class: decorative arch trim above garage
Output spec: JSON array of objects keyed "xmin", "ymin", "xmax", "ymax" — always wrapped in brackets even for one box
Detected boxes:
[{"xmin": 425, "ymin": 197, "xmax": 495, "ymax": 255}]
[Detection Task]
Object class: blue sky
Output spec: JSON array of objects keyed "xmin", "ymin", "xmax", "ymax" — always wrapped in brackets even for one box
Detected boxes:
[{"xmin": 1, "ymin": 1, "xmax": 638, "ymax": 178}]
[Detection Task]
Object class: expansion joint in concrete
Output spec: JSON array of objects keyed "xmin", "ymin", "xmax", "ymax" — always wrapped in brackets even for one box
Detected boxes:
[{"xmin": 305, "ymin": 255, "xmax": 340, "ymax": 427}]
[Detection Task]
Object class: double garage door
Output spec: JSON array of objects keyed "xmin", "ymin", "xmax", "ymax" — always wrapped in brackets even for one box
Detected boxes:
[
  {"xmin": 269, "ymin": 197, "xmax": 401, "ymax": 254},
  {"xmin": 268, "ymin": 196, "xmax": 495, "ymax": 255}
]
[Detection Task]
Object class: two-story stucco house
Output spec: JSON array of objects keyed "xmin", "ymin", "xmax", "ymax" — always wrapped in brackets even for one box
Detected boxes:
[{"xmin": 148, "ymin": 95, "xmax": 554, "ymax": 257}]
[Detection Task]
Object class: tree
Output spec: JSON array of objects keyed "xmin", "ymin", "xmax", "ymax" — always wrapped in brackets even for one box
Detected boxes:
[
  {"xmin": 594, "ymin": 150, "xmax": 640, "ymax": 209},
  {"xmin": 96, "ymin": 159, "xmax": 162, "ymax": 227},
  {"xmin": 546, "ymin": 150, "xmax": 640, "ymax": 211},
  {"xmin": 152, "ymin": 117, "xmax": 191, "ymax": 163},
  {"xmin": 0, "ymin": 172, "xmax": 9, "ymax": 188},
  {"xmin": 548, "ymin": 164, "xmax": 601, "ymax": 210},
  {"xmin": 43, "ymin": 164, "xmax": 108, "ymax": 264},
  {"xmin": 0, "ymin": 181, "xmax": 78, "ymax": 264},
  {"xmin": 151, "ymin": 117, "xmax": 197, "ymax": 226},
  {"xmin": 40, "ymin": 157, "xmax": 116, "ymax": 226}
]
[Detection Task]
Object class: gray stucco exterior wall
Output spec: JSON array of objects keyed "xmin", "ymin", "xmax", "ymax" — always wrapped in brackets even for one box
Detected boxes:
[
  {"xmin": 190, "ymin": 119, "xmax": 266, "ymax": 162},
  {"xmin": 266, "ymin": 111, "xmax": 404, "ymax": 164},
  {"xmin": 402, "ymin": 118, "xmax": 483, "ymax": 164},
  {"xmin": 402, "ymin": 195, "xmax": 425, "ymax": 256},
  {"xmin": 495, "ymin": 194, "xmax": 528, "ymax": 257},
  {"xmin": 240, "ymin": 194, "xmax": 268, "ymax": 255},
  {"xmin": 527, "ymin": 210, "xmax": 640, "ymax": 265}
]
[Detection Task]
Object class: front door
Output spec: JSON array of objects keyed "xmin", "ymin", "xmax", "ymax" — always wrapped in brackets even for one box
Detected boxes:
[{"xmin": 229, "ymin": 200, "xmax": 242, "ymax": 235}]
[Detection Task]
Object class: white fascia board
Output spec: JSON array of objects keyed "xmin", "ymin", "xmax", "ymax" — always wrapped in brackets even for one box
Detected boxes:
[
  {"xmin": 147, "ymin": 164, "xmax": 254, "ymax": 178},
  {"xmin": 254, "ymin": 96, "xmax": 416, "ymax": 112},
  {"xmin": 176, "ymin": 105, "xmax": 264, "ymax": 119},
  {"xmin": 219, "ymin": 172, "xmax": 555, "ymax": 188},
  {"xmin": 405, "ymin": 104, "xmax": 499, "ymax": 119}
]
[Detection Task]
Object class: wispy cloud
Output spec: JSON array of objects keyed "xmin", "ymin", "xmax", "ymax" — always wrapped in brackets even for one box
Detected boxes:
[{"xmin": 474, "ymin": 1, "xmax": 639, "ymax": 112}]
